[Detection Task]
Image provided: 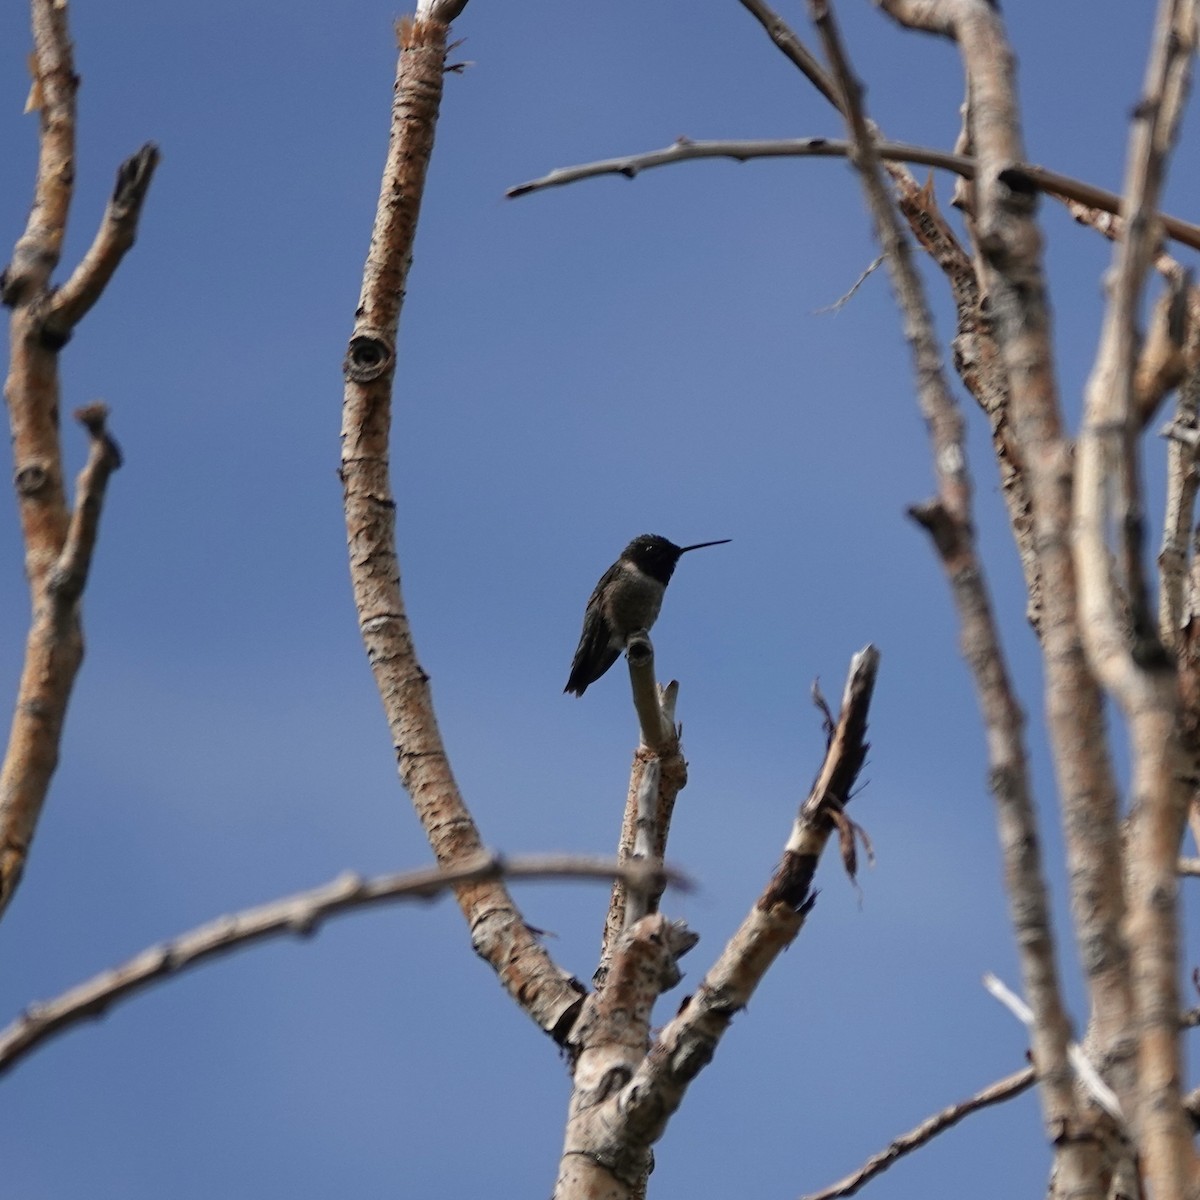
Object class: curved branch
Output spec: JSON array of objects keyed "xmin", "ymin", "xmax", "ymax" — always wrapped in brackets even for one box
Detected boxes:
[
  {"xmin": 0, "ymin": 853, "xmax": 687, "ymax": 1080},
  {"xmin": 802, "ymin": 1065, "xmax": 1035, "ymax": 1200},
  {"xmin": 506, "ymin": 135, "xmax": 1200, "ymax": 252},
  {"xmin": 341, "ymin": 12, "xmax": 585, "ymax": 1039}
]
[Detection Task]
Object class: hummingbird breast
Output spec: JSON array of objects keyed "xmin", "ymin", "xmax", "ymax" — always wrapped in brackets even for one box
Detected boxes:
[{"xmin": 604, "ymin": 562, "xmax": 665, "ymax": 641}]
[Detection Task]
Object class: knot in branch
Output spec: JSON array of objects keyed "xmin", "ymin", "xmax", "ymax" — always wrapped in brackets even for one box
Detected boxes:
[
  {"xmin": 14, "ymin": 462, "xmax": 51, "ymax": 496},
  {"xmin": 343, "ymin": 331, "xmax": 395, "ymax": 383}
]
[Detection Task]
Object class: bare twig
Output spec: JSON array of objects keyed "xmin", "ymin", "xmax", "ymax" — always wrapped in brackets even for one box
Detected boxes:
[
  {"xmin": 736, "ymin": 0, "xmax": 844, "ymax": 110},
  {"xmin": 0, "ymin": 853, "xmax": 686, "ymax": 1079},
  {"xmin": 802, "ymin": 1065, "xmax": 1035, "ymax": 1200},
  {"xmin": 983, "ymin": 973, "xmax": 1123, "ymax": 1122},
  {"xmin": 506, "ymin": 136, "xmax": 1200, "ymax": 251},
  {"xmin": 340, "ymin": 12, "xmax": 586, "ymax": 1040},
  {"xmin": 813, "ymin": 254, "xmax": 883, "ymax": 313}
]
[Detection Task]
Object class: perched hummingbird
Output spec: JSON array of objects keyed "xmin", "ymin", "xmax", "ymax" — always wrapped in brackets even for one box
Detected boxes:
[{"xmin": 564, "ymin": 534, "xmax": 731, "ymax": 696}]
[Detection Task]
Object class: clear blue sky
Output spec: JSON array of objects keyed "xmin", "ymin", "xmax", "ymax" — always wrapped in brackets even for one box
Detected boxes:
[{"xmin": 0, "ymin": 2, "xmax": 1195, "ymax": 1197}]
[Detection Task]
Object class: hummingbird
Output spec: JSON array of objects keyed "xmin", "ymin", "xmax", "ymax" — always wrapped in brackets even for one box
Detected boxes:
[{"xmin": 564, "ymin": 534, "xmax": 731, "ymax": 696}]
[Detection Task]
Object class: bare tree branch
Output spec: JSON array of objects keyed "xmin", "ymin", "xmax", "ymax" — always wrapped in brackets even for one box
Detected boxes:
[
  {"xmin": 340, "ymin": 11, "xmax": 586, "ymax": 1040},
  {"xmin": 506, "ymin": 135, "xmax": 1200, "ymax": 252},
  {"xmin": 554, "ymin": 913, "xmax": 699, "ymax": 1199},
  {"xmin": 3, "ymin": 0, "xmax": 76, "ymax": 305},
  {"xmin": 802, "ymin": 1065, "xmax": 1036, "ymax": 1200},
  {"xmin": 45, "ymin": 143, "xmax": 160, "ymax": 337},
  {"xmin": 880, "ymin": 3, "xmax": 1134, "ymax": 1160},
  {"xmin": 807, "ymin": 3, "xmax": 1101, "ymax": 1192},
  {"xmin": 0, "ymin": 853, "xmax": 686, "ymax": 1080},
  {"xmin": 736, "ymin": 0, "xmax": 844, "ymax": 109},
  {"xmin": 0, "ymin": 0, "xmax": 151, "ymax": 921},
  {"xmin": 1074, "ymin": 2, "xmax": 1200, "ymax": 1191},
  {"xmin": 554, "ymin": 647, "xmax": 879, "ymax": 1199},
  {"xmin": 595, "ymin": 639, "xmax": 687, "ymax": 987}
]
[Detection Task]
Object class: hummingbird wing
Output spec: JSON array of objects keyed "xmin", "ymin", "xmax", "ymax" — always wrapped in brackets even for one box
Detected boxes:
[{"xmin": 564, "ymin": 564, "xmax": 623, "ymax": 696}]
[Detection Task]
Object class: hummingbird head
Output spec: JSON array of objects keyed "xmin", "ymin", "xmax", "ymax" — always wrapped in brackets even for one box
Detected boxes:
[{"xmin": 622, "ymin": 534, "xmax": 731, "ymax": 584}]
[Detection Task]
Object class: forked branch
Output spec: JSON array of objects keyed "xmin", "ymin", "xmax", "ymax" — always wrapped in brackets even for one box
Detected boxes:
[
  {"xmin": 553, "ymin": 647, "xmax": 880, "ymax": 1200},
  {"xmin": 0, "ymin": 0, "xmax": 154, "ymax": 920}
]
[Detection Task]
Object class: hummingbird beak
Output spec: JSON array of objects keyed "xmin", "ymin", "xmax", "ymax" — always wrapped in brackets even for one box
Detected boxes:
[{"xmin": 678, "ymin": 539, "xmax": 732, "ymax": 554}]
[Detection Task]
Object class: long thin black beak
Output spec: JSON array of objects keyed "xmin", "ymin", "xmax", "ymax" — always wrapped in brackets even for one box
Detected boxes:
[{"xmin": 679, "ymin": 539, "xmax": 732, "ymax": 554}]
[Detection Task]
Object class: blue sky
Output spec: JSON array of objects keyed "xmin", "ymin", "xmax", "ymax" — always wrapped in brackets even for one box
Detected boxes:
[{"xmin": 0, "ymin": 2, "xmax": 1195, "ymax": 1197}]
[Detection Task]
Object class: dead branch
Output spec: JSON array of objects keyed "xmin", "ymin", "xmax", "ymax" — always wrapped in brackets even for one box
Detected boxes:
[
  {"xmin": 505, "ymin": 135, "xmax": 1200, "ymax": 251},
  {"xmin": 736, "ymin": 0, "xmax": 844, "ymax": 110},
  {"xmin": 802, "ymin": 1065, "xmax": 1036, "ymax": 1200},
  {"xmin": 882, "ymin": 4, "xmax": 1134, "ymax": 1162},
  {"xmin": 0, "ymin": 0, "xmax": 154, "ymax": 921},
  {"xmin": 1074, "ymin": 1, "xmax": 1199, "ymax": 1191},
  {"xmin": 552, "ymin": 647, "xmax": 879, "ymax": 1199},
  {"xmin": 739, "ymin": 0, "xmax": 1043, "ymax": 638},
  {"xmin": 0, "ymin": 852, "xmax": 686, "ymax": 1080},
  {"xmin": 808, "ymin": 3, "xmax": 1097, "ymax": 1190},
  {"xmin": 596, "ymin": 641, "xmax": 687, "ymax": 986},
  {"xmin": 554, "ymin": 913, "xmax": 699, "ymax": 1198},
  {"xmin": 340, "ymin": 11, "xmax": 585, "ymax": 1040},
  {"xmin": 44, "ymin": 144, "xmax": 160, "ymax": 337}
]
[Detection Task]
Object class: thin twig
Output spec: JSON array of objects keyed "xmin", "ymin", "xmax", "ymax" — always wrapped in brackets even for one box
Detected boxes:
[
  {"xmin": 802, "ymin": 1065, "xmax": 1035, "ymax": 1200},
  {"xmin": 736, "ymin": 0, "xmax": 844, "ymax": 110},
  {"xmin": 812, "ymin": 255, "xmax": 883, "ymax": 313},
  {"xmin": 506, "ymin": 135, "xmax": 1200, "ymax": 252},
  {"xmin": 0, "ymin": 852, "xmax": 687, "ymax": 1079}
]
